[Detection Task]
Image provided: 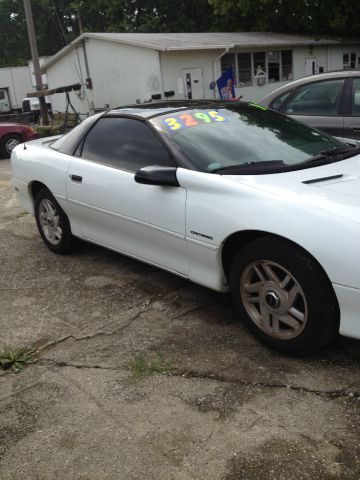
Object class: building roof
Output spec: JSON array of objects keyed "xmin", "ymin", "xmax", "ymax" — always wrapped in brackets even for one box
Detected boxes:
[{"xmin": 41, "ymin": 31, "xmax": 346, "ymax": 72}]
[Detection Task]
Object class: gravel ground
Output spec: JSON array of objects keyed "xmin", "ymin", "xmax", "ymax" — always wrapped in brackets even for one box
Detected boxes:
[{"xmin": 0, "ymin": 158, "xmax": 359, "ymax": 480}]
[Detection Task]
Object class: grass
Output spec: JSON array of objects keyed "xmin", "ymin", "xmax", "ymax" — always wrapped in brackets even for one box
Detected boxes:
[
  {"xmin": 0, "ymin": 349, "xmax": 36, "ymax": 373},
  {"xmin": 129, "ymin": 353, "xmax": 171, "ymax": 378}
]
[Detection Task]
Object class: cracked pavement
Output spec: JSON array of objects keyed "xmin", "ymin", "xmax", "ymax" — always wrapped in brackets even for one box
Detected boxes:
[{"xmin": 0, "ymin": 158, "xmax": 360, "ymax": 479}]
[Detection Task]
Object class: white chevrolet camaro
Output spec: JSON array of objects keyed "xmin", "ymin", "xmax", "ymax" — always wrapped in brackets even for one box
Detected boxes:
[{"xmin": 11, "ymin": 100, "xmax": 360, "ymax": 355}]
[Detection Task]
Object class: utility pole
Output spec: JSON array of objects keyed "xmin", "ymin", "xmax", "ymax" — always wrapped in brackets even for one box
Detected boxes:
[
  {"xmin": 78, "ymin": 11, "xmax": 83, "ymax": 34},
  {"xmin": 23, "ymin": 0, "xmax": 49, "ymax": 125}
]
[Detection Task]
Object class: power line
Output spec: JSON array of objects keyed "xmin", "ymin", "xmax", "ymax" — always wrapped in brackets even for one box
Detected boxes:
[{"xmin": 51, "ymin": 0, "xmax": 68, "ymax": 46}]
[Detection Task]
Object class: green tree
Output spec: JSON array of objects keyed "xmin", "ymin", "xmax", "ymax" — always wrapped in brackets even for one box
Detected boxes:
[
  {"xmin": 68, "ymin": 0, "xmax": 216, "ymax": 33},
  {"xmin": 0, "ymin": 0, "xmax": 217, "ymax": 67},
  {"xmin": 208, "ymin": 0, "xmax": 360, "ymax": 37},
  {"xmin": 0, "ymin": 0, "xmax": 76, "ymax": 67},
  {"xmin": 1, "ymin": 0, "xmax": 360, "ymax": 68}
]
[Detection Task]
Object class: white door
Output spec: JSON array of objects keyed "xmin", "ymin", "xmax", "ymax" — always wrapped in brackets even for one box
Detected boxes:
[
  {"xmin": 305, "ymin": 58, "xmax": 317, "ymax": 76},
  {"xmin": 183, "ymin": 68, "xmax": 204, "ymax": 99},
  {"xmin": 66, "ymin": 116, "xmax": 189, "ymax": 276},
  {"xmin": 0, "ymin": 89, "xmax": 11, "ymax": 113}
]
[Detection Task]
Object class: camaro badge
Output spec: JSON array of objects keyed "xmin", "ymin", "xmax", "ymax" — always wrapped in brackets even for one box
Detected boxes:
[{"xmin": 190, "ymin": 230, "xmax": 213, "ymax": 240}]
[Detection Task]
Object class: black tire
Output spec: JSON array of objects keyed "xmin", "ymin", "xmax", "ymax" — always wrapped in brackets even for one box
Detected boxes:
[
  {"xmin": 1, "ymin": 134, "xmax": 21, "ymax": 158},
  {"xmin": 34, "ymin": 187, "xmax": 75, "ymax": 254},
  {"xmin": 230, "ymin": 237, "xmax": 339, "ymax": 356}
]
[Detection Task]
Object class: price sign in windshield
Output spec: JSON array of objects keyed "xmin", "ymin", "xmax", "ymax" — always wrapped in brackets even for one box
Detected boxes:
[{"xmin": 161, "ymin": 110, "xmax": 228, "ymax": 133}]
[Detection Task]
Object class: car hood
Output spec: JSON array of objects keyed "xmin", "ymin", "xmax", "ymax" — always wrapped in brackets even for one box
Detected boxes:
[
  {"xmin": 226, "ymin": 155, "xmax": 360, "ymax": 225},
  {"xmin": 0, "ymin": 123, "xmax": 24, "ymax": 128}
]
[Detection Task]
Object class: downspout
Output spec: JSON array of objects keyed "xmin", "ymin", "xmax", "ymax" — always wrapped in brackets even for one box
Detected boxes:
[
  {"xmin": 158, "ymin": 50, "xmax": 165, "ymax": 99},
  {"xmin": 82, "ymin": 40, "xmax": 94, "ymax": 114},
  {"xmin": 213, "ymin": 46, "xmax": 231, "ymax": 99},
  {"xmin": 326, "ymin": 44, "xmax": 328, "ymax": 72}
]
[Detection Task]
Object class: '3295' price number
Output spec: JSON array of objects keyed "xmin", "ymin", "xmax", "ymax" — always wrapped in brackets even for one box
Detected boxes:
[{"xmin": 162, "ymin": 111, "xmax": 228, "ymax": 132}]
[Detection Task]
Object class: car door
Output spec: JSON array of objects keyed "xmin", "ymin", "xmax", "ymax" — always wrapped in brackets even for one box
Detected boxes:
[
  {"xmin": 281, "ymin": 78, "xmax": 345, "ymax": 137},
  {"xmin": 343, "ymin": 77, "xmax": 360, "ymax": 141},
  {"xmin": 66, "ymin": 116, "xmax": 189, "ymax": 276}
]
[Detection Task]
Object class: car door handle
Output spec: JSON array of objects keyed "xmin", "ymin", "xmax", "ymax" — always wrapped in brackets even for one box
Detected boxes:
[
  {"xmin": 70, "ymin": 174, "xmax": 83, "ymax": 183},
  {"xmin": 352, "ymin": 127, "xmax": 360, "ymax": 133}
]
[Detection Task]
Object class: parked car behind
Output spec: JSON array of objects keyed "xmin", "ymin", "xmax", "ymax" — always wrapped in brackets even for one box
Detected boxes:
[
  {"xmin": 258, "ymin": 70, "xmax": 360, "ymax": 140},
  {"xmin": 0, "ymin": 123, "xmax": 38, "ymax": 158}
]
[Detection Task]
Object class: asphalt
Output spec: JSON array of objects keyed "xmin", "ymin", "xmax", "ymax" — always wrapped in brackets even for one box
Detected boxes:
[{"xmin": 0, "ymin": 157, "xmax": 359, "ymax": 480}]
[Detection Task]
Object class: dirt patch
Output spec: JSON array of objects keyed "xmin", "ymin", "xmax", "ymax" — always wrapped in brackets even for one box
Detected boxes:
[{"xmin": 224, "ymin": 437, "xmax": 341, "ymax": 480}]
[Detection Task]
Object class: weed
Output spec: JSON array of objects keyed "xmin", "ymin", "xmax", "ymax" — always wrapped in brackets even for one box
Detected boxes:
[
  {"xmin": 0, "ymin": 349, "xmax": 36, "ymax": 373},
  {"xmin": 130, "ymin": 353, "xmax": 171, "ymax": 377},
  {"xmin": 15, "ymin": 211, "xmax": 28, "ymax": 219}
]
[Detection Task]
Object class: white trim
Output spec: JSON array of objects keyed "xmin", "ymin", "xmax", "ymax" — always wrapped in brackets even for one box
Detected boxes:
[{"xmin": 41, "ymin": 32, "xmax": 342, "ymax": 73}]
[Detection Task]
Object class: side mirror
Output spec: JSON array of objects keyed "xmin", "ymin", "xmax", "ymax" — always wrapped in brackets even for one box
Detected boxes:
[{"xmin": 134, "ymin": 166, "xmax": 179, "ymax": 187}]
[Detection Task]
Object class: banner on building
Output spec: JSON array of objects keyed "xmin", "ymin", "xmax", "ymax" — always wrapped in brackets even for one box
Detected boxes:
[{"xmin": 216, "ymin": 67, "xmax": 236, "ymax": 99}]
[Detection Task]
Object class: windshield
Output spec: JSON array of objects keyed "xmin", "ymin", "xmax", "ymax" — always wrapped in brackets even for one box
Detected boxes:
[{"xmin": 151, "ymin": 104, "xmax": 344, "ymax": 173}]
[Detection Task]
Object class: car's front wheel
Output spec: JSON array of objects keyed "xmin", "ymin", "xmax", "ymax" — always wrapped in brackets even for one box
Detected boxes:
[
  {"xmin": 34, "ymin": 187, "xmax": 75, "ymax": 254},
  {"xmin": 230, "ymin": 237, "xmax": 339, "ymax": 355},
  {"xmin": 1, "ymin": 134, "xmax": 21, "ymax": 158}
]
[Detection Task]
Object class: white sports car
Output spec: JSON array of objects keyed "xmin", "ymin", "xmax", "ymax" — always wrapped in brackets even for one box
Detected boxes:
[{"xmin": 11, "ymin": 100, "xmax": 360, "ymax": 355}]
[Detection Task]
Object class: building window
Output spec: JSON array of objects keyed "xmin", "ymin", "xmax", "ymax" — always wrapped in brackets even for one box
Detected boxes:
[
  {"xmin": 268, "ymin": 51, "xmax": 280, "ymax": 83},
  {"xmin": 237, "ymin": 53, "xmax": 252, "ymax": 86},
  {"xmin": 343, "ymin": 52, "xmax": 356, "ymax": 69},
  {"xmin": 220, "ymin": 49, "xmax": 293, "ymax": 88},
  {"xmin": 221, "ymin": 53, "xmax": 236, "ymax": 75},
  {"xmin": 281, "ymin": 50, "xmax": 293, "ymax": 80},
  {"xmin": 352, "ymin": 78, "xmax": 360, "ymax": 116},
  {"xmin": 253, "ymin": 52, "xmax": 266, "ymax": 84}
]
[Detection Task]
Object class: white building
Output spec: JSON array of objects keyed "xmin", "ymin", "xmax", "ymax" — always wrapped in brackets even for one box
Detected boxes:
[{"xmin": 40, "ymin": 32, "xmax": 360, "ymax": 114}]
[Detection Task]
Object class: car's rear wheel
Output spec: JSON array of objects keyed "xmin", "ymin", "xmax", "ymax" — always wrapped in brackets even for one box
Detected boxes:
[
  {"xmin": 230, "ymin": 237, "xmax": 339, "ymax": 355},
  {"xmin": 34, "ymin": 187, "xmax": 75, "ymax": 254},
  {"xmin": 1, "ymin": 134, "xmax": 21, "ymax": 158}
]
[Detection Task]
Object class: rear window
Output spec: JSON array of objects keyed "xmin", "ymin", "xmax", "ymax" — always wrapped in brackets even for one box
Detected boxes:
[{"xmin": 50, "ymin": 113, "xmax": 102, "ymax": 155}]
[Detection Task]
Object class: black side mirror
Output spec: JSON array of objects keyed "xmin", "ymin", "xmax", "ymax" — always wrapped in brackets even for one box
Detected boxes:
[{"xmin": 134, "ymin": 166, "xmax": 179, "ymax": 187}]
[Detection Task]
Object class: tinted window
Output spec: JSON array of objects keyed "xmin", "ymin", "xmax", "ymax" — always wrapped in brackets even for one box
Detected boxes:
[
  {"xmin": 51, "ymin": 112, "xmax": 102, "ymax": 155},
  {"xmin": 81, "ymin": 117, "xmax": 173, "ymax": 172},
  {"xmin": 151, "ymin": 106, "xmax": 342, "ymax": 172},
  {"xmin": 352, "ymin": 78, "xmax": 360, "ymax": 116},
  {"xmin": 271, "ymin": 90, "xmax": 294, "ymax": 111},
  {"xmin": 285, "ymin": 79, "xmax": 344, "ymax": 116}
]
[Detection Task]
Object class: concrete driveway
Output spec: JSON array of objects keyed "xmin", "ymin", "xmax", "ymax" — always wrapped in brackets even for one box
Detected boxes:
[{"xmin": 0, "ymin": 158, "xmax": 359, "ymax": 480}]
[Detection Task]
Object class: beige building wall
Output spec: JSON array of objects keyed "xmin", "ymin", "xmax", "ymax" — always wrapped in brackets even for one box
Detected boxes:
[{"xmin": 46, "ymin": 38, "xmax": 162, "ymax": 114}]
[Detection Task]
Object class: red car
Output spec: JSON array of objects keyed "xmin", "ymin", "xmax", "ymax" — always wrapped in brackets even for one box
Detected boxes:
[{"xmin": 0, "ymin": 123, "xmax": 38, "ymax": 158}]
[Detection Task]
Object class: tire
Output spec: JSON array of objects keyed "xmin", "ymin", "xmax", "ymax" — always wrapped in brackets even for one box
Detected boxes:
[
  {"xmin": 34, "ymin": 187, "xmax": 75, "ymax": 254},
  {"xmin": 229, "ymin": 237, "xmax": 339, "ymax": 355},
  {"xmin": 1, "ymin": 134, "xmax": 21, "ymax": 158}
]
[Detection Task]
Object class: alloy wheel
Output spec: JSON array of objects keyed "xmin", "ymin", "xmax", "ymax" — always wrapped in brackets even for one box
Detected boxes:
[
  {"xmin": 38, "ymin": 199, "xmax": 63, "ymax": 246},
  {"xmin": 5, "ymin": 137, "xmax": 20, "ymax": 154},
  {"xmin": 240, "ymin": 260, "xmax": 308, "ymax": 340}
]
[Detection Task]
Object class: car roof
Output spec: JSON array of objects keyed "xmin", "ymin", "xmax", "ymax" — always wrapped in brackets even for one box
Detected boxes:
[
  {"xmin": 105, "ymin": 100, "xmax": 245, "ymax": 119},
  {"xmin": 258, "ymin": 69, "xmax": 360, "ymax": 105},
  {"xmin": 53, "ymin": 100, "xmax": 255, "ymax": 156}
]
